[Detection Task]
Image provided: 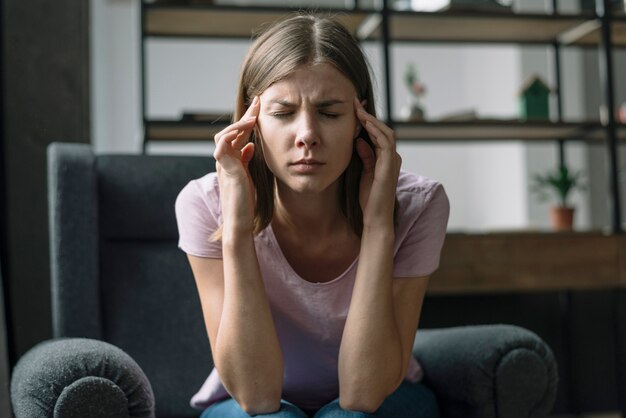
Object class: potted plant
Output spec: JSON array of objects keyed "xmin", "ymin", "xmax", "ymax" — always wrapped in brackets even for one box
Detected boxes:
[
  {"xmin": 401, "ymin": 63, "xmax": 427, "ymax": 121},
  {"xmin": 531, "ymin": 164, "xmax": 585, "ymax": 231}
]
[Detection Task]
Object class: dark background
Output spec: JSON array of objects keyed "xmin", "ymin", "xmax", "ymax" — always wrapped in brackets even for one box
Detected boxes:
[{"xmin": 1, "ymin": 0, "xmax": 90, "ymax": 364}]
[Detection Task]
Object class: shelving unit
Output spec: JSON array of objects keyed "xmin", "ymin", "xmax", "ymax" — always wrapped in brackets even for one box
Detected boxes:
[
  {"xmin": 142, "ymin": 4, "xmax": 626, "ymax": 44},
  {"xmin": 139, "ymin": 0, "xmax": 625, "ymax": 232},
  {"xmin": 138, "ymin": 3, "xmax": 626, "ymax": 414}
]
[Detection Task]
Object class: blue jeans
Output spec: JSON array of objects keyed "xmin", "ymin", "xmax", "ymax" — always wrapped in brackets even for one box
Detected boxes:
[{"xmin": 199, "ymin": 381, "xmax": 439, "ymax": 417}]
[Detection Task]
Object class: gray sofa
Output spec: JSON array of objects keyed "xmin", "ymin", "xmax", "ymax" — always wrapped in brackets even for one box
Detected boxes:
[{"xmin": 10, "ymin": 143, "xmax": 558, "ymax": 417}]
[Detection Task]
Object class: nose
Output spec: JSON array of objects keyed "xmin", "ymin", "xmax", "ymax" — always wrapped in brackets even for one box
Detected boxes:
[{"xmin": 294, "ymin": 113, "xmax": 319, "ymax": 149}]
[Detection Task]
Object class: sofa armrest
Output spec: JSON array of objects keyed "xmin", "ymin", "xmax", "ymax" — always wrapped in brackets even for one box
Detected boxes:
[
  {"xmin": 11, "ymin": 338, "xmax": 155, "ymax": 418},
  {"xmin": 413, "ymin": 324, "xmax": 558, "ymax": 418}
]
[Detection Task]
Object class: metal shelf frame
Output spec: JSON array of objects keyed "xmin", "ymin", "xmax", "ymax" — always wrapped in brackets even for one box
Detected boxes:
[{"xmin": 138, "ymin": 0, "xmax": 624, "ymax": 234}]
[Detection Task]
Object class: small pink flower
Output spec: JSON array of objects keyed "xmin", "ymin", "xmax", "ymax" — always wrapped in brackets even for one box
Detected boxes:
[{"xmin": 411, "ymin": 82, "xmax": 426, "ymax": 96}]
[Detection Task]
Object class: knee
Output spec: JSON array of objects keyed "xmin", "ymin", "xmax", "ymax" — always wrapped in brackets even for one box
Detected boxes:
[
  {"xmin": 237, "ymin": 398, "xmax": 282, "ymax": 416},
  {"xmin": 338, "ymin": 397, "xmax": 381, "ymax": 414},
  {"xmin": 317, "ymin": 399, "xmax": 376, "ymax": 417}
]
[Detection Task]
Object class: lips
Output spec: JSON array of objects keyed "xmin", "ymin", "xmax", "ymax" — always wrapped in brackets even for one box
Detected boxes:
[
  {"xmin": 292, "ymin": 158, "xmax": 323, "ymax": 165},
  {"xmin": 289, "ymin": 159, "xmax": 325, "ymax": 173}
]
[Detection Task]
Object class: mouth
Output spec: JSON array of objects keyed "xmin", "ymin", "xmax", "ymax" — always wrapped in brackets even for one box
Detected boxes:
[
  {"xmin": 290, "ymin": 159, "xmax": 324, "ymax": 166},
  {"xmin": 289, "ymin": 159, "xmax": 325, "ymax": 174}
]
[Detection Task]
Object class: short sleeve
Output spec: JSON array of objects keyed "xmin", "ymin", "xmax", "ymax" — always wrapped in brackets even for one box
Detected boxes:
[
  {"xmin": 393, "ymin": 184, "xmax": 450, "ymax": 278},
  {"xmin": 174, "ymin": 175, "xmax": 223, "ymax": 258}
]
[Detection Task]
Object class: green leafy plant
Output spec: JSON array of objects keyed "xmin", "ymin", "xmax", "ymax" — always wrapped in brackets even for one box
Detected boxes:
[
  {"xmin": 531, "ymin": 165, "xmax": 586, "ymax": 208},
  {"xmin": 404, "ymin": 63, "xmax": 426, "ymax": 97}
]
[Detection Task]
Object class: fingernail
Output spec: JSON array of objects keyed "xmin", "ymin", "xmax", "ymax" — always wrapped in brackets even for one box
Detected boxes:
[{"xmin": 252, "ymin": 96, "xmax": 259, "ymax": 105}]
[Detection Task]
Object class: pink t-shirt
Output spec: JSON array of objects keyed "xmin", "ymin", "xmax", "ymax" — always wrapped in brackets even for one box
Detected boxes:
[{"xmin": 175, "ymin": 170, "xmax": 450, "ymax": 411}]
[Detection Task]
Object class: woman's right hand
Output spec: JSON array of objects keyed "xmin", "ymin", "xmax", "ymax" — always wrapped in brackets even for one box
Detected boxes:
[{"xmin": 213, "ymin": 96, "xmax": 260, "ymax": 235}]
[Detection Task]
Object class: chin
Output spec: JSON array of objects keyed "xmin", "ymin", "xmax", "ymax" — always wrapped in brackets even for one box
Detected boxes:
[{"xmin": 277, "ymin": 175, "xmax": 339, "ymax": 195}]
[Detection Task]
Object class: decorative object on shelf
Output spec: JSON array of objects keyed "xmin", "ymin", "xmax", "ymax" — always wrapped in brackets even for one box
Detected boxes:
[
  {"xmin": 148, "ymin": 0, "xmax": 213, "ymax": 3},
  {"xmin": 401, "ymin": 63, "xmax": 426, "ymax": 121},
  {"xmin": 619, "ymin": 102, "xmax": 626, "ymax": 123},
  {"xmin": 531, "ymin": 165, "xmax": 586, "ymax": 231},
  {"xmin": 519, "ymin": 75, "xmax": 552, "ymax": 121},
  {"xmin": 407, "ymin": 0, "xmax": 513, "ymax": 12}
]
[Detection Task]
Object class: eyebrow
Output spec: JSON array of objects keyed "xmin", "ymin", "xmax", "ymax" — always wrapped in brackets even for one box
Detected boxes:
[{"xmin": 269, "ymin": 99, "xmax": 346, "ymax": 108}]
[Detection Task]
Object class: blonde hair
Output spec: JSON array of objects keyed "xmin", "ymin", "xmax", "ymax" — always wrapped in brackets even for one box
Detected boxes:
[{"xmin": 217, "ymin": 14, "xmax": 393, "ymax": 240}]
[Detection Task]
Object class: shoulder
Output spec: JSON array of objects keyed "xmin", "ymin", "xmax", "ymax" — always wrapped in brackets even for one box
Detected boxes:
[
  {"xmin": 396, "ymin": 171, "xmax": 448, "ymax": 216},
  {"xmin": 392, "ymin": 171, "xmax": 450, "ymax": 276},
  {"xmin": 175, "ymin": 172, "xmax": 223, "ymax": 257},
  {"xmin": 176, "ymin": 172, "xmax": 219, "ymax": 204},
  {"xmin": 175, "ymin": 172, "xmax": 221, "ymax": 219}
]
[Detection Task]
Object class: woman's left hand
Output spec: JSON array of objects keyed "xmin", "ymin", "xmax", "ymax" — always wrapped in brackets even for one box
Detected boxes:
[{"xmin": 354, "ymin": 98, "xmax": 402, "ymax": 229}]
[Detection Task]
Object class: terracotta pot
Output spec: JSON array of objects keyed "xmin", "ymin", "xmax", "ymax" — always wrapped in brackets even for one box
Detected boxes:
[{"xmin": 550, "ymin": 206, "xmax": 575, "ymax": 231}]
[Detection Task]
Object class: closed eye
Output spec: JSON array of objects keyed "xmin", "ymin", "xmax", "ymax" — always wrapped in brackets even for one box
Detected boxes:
[
  {"xmin": 271, "ymin": 112, "xmax": 293, "ymax": 118},
  {"xmin": 321, "ymin": 112, "xmax": 341, "ymax": 119}
]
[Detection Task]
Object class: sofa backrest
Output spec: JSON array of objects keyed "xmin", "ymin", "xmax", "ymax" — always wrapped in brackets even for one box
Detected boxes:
[{"xmin": 48, "ymin": 143, "xmax": 215, "ymax": 417}]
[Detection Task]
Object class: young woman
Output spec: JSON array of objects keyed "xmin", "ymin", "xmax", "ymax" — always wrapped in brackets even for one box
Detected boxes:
[{"xmin": 176, "ymin": 14, "xmax": 449, "ymax": 418}]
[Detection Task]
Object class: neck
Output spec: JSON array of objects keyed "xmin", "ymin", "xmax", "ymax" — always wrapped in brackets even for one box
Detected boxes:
[{"xmin": 272, "ymin": 180, "xmax": 348, "ymax": 237}]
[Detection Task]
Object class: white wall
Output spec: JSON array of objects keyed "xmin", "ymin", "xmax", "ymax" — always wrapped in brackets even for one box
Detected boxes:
[
  {"xmin": 91, "ymin": 0, "xmax": 142, "ymax": 153},
  {"xmin": 90, "ymin": 0, "xmax": 593, "ymax": 232}
]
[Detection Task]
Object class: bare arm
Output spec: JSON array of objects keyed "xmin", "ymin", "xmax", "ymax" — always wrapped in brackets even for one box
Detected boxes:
[
  {"xmin": 338, "ymin": 225, "xmax": 401, "ymax": 411},
  {"xmin": 338, "ymin": 234, "xmax": 429, "ymax": 413},
  {"xmin": 338, "ymin": 99, "xmax": 429, "ymax": 412},
  {"xmin": 188, "ymin": 241, "xmax": 283, "ymax": 414},
  {"xmin": 188, "ymin": 96, "xmax": 283, "ymax": 414}
]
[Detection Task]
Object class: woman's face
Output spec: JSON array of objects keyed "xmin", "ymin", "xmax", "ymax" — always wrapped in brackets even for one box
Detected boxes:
[{"xmin": 256, "ymin": 63, "xmax": 361, "ymax": 196}]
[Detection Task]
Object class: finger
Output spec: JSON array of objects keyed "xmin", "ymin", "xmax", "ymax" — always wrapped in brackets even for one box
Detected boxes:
[
  {"xmin": 355, "ymin": 138, "xmax": 375, "ymax": 174},
  {"xmin": 219, "ymin": 129, "xmax": 239, "ymax": 145},
  {"xmin": 241, "ymin": 142, "xmax": 255, "ymax": 166},
  {"xmin": 214, "ymin": 97, "xmax": 259, "ymax": 144},
  {"xmin": 214, "ymin": 96, "xmax": 260, "ymax": 142},
  {"xmin": 232, "ymin": 101, "xmax": 260, "ymax": 149},
  {"xmin": 358, "ymin": 110, "xmax": 394, "ymax": 142},
  {"xmin": 214, "ymin": 116, "xmax": 257, "ymax": 144},
  {"xmin": 354, "ymin": 98, "xmax": 395, "ymax": 141},
  {"xmin": 243, "ymin": 96, "xmax": 260, "ymax": 119},
  {"xmin": 231, "ymin": 130, "xmax": 249, "ymax": 150},
  {"xmin": 363, "ymin": 120, "xmax": 391, "ymax": 150},
  {"xmin": 213, "ymin": 130, "xmax": 239, "ymax": 160},
  {"xmin": 240, "ymin": 96, "xmax": 261, "ymax": 124}
]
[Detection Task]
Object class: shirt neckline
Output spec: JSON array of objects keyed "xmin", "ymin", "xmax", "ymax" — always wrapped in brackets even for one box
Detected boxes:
[{"xmin": 265, "ymin": 224, "xmax": 359, "ymax": 287}]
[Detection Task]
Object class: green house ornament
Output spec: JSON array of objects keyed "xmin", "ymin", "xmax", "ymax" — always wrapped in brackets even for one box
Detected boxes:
[{"xmin": 519, "ymin": 75, "xmax": 551, "ymax": 121}]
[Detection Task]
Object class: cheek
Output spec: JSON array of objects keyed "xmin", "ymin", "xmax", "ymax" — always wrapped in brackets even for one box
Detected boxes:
[
  {"xmin": 257, "ymin": 117, "xmax": 288, "ymax": 145},
  {"xmin": 333, "ymin": 124, "xmax": 357, "ymax": 153}
]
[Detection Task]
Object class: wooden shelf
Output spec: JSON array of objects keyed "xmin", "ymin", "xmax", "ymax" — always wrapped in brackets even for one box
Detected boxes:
[
  {"xmin": 144, "ymin": 4, "xmax": 372, "ymax": 38},
  {"xmin": 143, "ymin": 4, "xmax": 626, "ymax": 47},
  {"xmin": 394, "ymin": 120, "xmax": 626, "ymax": 141},
  {"xmin": 145, "ymin": 118, "xmax": 626, "ymax": 142},
  {"xmin": 367, "ymin": 11, "xmax": 594, "ymax": 45},
  {"xmin": 430, "ymin": 231, "xmax": 626, "ymax": 294},
  {"xmin": 146, "ymin": 118, "xmax": 228, "ymax": 141}
]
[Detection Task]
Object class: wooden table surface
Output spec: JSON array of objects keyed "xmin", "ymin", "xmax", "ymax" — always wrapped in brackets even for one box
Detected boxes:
[{"xmin": 429, "ymin": 231, "xmax": 626, "ymax": 294}]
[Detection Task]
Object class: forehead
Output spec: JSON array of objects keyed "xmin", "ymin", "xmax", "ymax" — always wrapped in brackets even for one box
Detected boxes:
[{"xmin": 262, "ymin": 63, "xmax": 357, "ymax": 101}]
